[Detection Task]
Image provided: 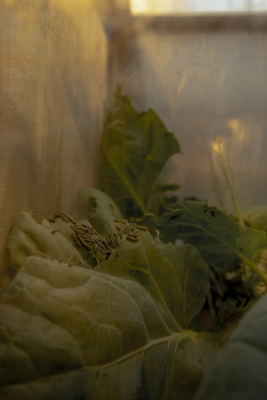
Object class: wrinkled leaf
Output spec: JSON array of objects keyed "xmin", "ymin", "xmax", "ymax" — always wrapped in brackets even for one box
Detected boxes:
[
  {"xmin": 138, "ymin": 203, "xmax": 267, "ymax": 272},
  {"xmin": 7, "ymin": 211, "xmax": 92, "ymax": 269},
  {"xmin": 101, "ymin": 86, "xmax": 180, "ymax": 218},
  {"xmin": 0, "ymin": 247, "xmax": 222, "ymax": 400},
  {"xmin": 2, "ymin": 208, "xmax": 223, "ymax": 399}
]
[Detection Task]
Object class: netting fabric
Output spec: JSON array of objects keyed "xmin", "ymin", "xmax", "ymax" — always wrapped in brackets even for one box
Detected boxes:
[{"xmin": 0, "ymin": 0, "xmax": 107, "ymax": 286}]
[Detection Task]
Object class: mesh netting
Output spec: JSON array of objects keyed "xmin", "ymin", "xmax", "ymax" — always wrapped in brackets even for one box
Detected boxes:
[{"xmin": 0, "ymin": 0, "xmax": 107, "ymax": 286}]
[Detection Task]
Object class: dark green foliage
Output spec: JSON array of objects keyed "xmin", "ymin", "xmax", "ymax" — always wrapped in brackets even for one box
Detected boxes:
[{"xmin": 101, "ymin": 86, "xmax": 180, "ymax": 218}]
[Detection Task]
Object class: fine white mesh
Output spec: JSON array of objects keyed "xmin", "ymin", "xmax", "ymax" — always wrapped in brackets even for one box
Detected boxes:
[{"xmin": 0, "ymin": 0, "xmax": 107, "ymax": 286}]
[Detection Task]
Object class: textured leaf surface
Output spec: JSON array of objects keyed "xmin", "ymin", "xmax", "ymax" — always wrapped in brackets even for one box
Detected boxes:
[
  {"xmin": 1, "ymin": 212, "xmax": 223, "ymax": 399},
  {"xmin": 194, "ymin": 292, "xmax": 267, "ymax": 400},
  {"xmin": 96, "ymin": 232, "xmax": 210, "ymax": 328},
  {"xmin": 7, "ymin": 211, "xmax": 94, "ymax": 269},
  {"xmin": 139, "ymin": 203, "xmax": 267, "ymax": 271},
  {"xmin": 101, "ymin": 88, "xmax": 180, "ymax": 218},
  {"xmin": 0, "ymin": 255, "xmax": 222, "ymax": 400}
]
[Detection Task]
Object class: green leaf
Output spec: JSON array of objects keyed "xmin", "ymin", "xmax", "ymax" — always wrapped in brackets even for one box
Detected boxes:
[
  {"xmin": 0, "ymin": 244, "xmax": 222, "ymax": 399},
  {"xmin": 243, "ymin": 205, "xmax": 267, "ymax": 232},
  {"xmin": 101, "ymin": 86, "xmax": 181, "ymax": 218},
  {"xmin": 138, "ymin": 203, "xmax": 267, "ymax": 275},
  {"xmin": 96, "ymin": 231, "xmax": 210, "ymax": 328},
  {"xmin": 153, "ymin": 183, "xmax": 181, "ymax": 193},
  {"xmin": 3, "ymin": 206, "xmax": 222, "ymax": 399},
  {"xmin": 194, "ymin": 292, "xmax": 267, "ymax": 400},
  {"xmin": 79, "ymin": 187, "xmax": 123, "ymax": 244},
  {"xmin": 7, "ymin": 210, "xmax": 93, "ymax": 269}
]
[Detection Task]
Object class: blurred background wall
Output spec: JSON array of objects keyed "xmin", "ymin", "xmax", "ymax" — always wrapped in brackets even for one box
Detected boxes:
[{"xmin": 109, "ymin": 12, "xmax": 267, "ymax": 213}]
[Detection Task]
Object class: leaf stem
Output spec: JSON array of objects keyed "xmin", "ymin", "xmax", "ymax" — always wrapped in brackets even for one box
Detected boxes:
[
  {"xmin": 212, "ymin": 138, "xmax": 245, "ymax": 227},
  {"xmin": 238, "ymin": 252, "xmax": 267, "ymax": 286},
  {"xmin": 103, "ymin": 149, "xmax": 149, "ymax": 215},
  {"xmin": 211, "ymin": 142, "xmax": 267, "ymax": 284}
]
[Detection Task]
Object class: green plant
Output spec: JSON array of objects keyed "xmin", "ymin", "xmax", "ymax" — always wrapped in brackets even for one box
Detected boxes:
[
  {"xmin": 1, "ymin": 191, "xmax": 222, "ymax": 399},
  {"xmin": 2, "ymin": 88, "xmax": 267, "ymax": 399}
]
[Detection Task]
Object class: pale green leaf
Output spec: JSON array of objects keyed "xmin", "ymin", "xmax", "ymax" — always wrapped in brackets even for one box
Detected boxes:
[
  {"xmin": 0, "ymin": 255, "xmax": 222, "ymax": 400},
  {"xmin": 7, "ymin": 211, "xmax": 92, "ymax": 269},
  {"xmin": 79, "ymin": 187, "xmax": 123, "ymax": 243}
]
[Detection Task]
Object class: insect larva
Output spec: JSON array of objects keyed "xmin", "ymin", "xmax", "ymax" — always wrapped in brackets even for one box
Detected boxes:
[
  {"xmin": 100, "ymin": 234, "xmax": 111, "ymax": 245},
  {"xmin": 80, "ymin": 238, "xmax": 94, "ymax": 248},
  {"xmin": 67, "ymin": 213, "xmax": 80, "ymax": 224},
  {"xmin": 113, "ymin": 233, "xmax": 120, "ymax": 245},
  {"xmin": 71, "ymin": 225, "xmax": 84, "ymax": 234},
  {"xmin": 51, "ymin": 229, "xmax": 60, "ymax": 234},
  {"xmin": 55, "ymin": 213, "xmax": 70, "ymax": 223},
  {"xmin": 104, "ymin": 243, "xmax": 113, "ymax": 252},
  {"xmin": 117, "ymin": 223, "xmax": 134, "ymax": 238},
  {"xmin": 76, "ymin": 233, "xmax": 92, "ymax": 249},
  {"xmin": 127, "ymin": 235, "xmax": 140, "ymax": 242},
  {"xmin": 58, "ymin": 212, "xmax": 79, "ymax": 225},
  {"xmin": 82, "ymin": 227, "xmax": 93, "ymax": 234},
  {"xmin": 89, "ymin": 235, "xmax": 102, "ymax": 245},
  {"xmin": 57, "ymin": 212, "xmax": 71, "ymax": 221},
  {"xmin": 95, "ymin": 238, "xmax": 110, "ymax": 252},
  {"xmin": 74, "ymin": 233, "xmax": 87, "ymax": 242},
  {"xmin": 93, "ymin": 242, "xmax": 99, "ymax": 251},
  {"xmin": 97, "ymin": 246, "xmax": 108, "ymax": 254},
  {"xmin": 135, "ymin": 225, "xmax": 149, "ymax": 231},
  {"xmin": 72, "ymin": 233, "xmax": 81, "ymax": 246},
  {"xmin": 77, "ymin": 231, "xmax": 92, "ymax": 240},
  {"xmin": 114, "ymin": 219, "xmax": 128, "ymax": 224},
  {"xmin": 128, "ymin": 227, "xmax": 139, "ymax": 237},
  {"xmin": 62, "ymin": 211, "xmax": 117, "ymax": 257},
  {"xmin": 123, "ymin": 223, "xmax": 134, "ymax": 233}
]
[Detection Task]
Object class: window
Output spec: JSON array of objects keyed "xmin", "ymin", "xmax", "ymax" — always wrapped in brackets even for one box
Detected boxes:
[{"xmin": 130, "ymin": 0, "xmax": 267, "ymax": 15}]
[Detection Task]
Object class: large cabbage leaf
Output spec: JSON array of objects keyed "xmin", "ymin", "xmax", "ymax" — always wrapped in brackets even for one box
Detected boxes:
[
  {"xmin": 101, "ymin": 86, "xmax": 180, "ymax": 218},
  {"xmin": 1, "ymin": 210, "xmax": 222, "ymax": 399}
]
